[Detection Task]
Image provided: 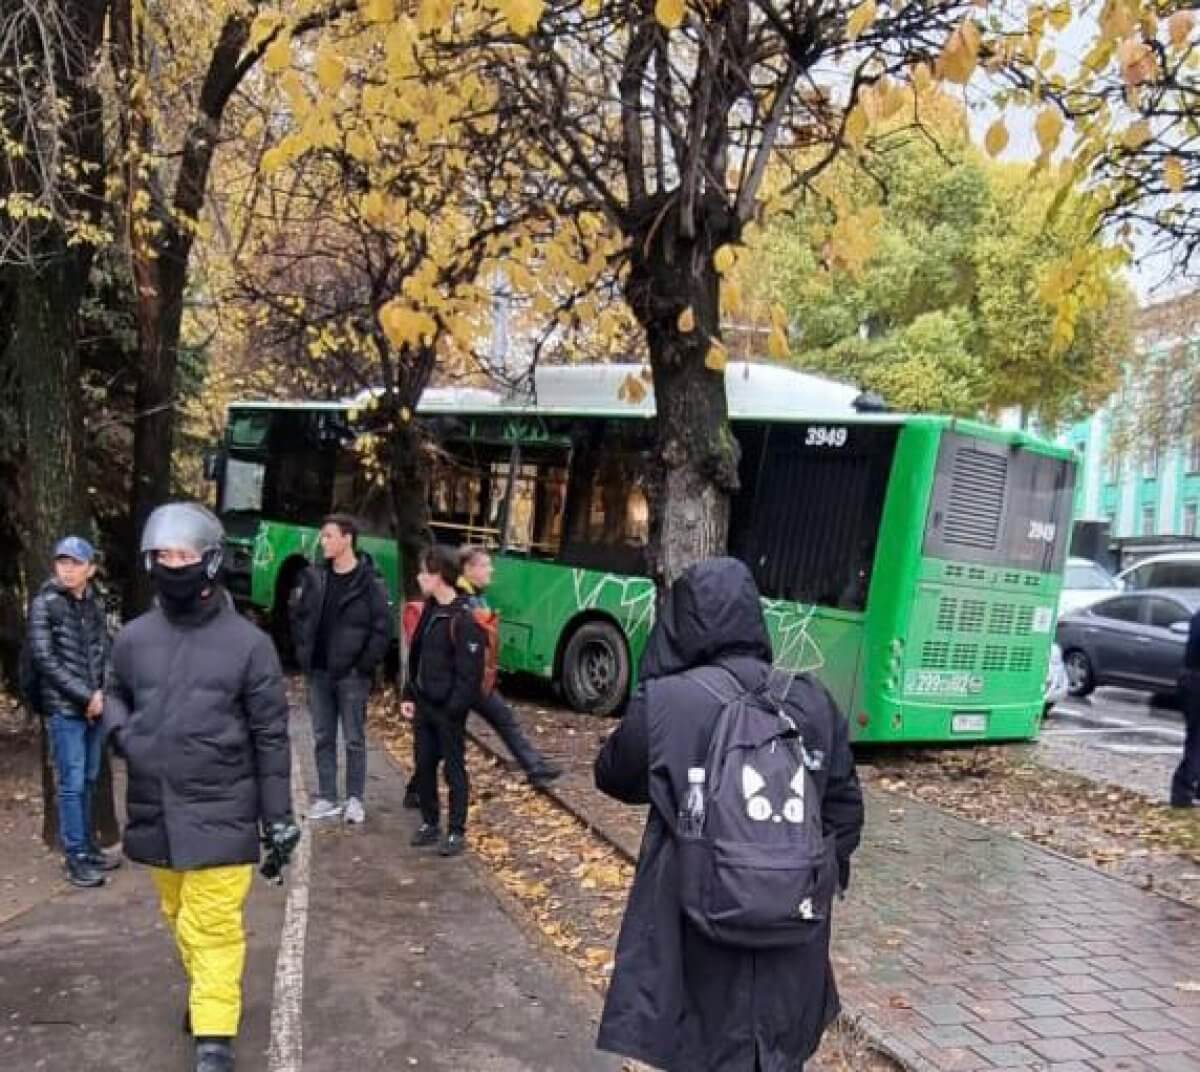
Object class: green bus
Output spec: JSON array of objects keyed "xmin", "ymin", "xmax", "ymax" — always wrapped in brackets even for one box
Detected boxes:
[{"xmin": 210, "ymin": 362, "xmax": 1076, "ymax": 744}]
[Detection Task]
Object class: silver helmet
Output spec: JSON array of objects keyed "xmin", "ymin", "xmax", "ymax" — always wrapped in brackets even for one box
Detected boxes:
[{"xmin": 141, "ymin": 502, "xmax": 225, "ymax": 578}]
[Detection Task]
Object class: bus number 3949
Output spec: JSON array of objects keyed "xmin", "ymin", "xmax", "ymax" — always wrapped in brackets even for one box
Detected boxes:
[{"xmin": 805, "ymin": 426, "xmax": 848, "ymax": 448}]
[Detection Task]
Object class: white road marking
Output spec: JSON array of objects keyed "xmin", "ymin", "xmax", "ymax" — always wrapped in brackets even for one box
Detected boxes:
[{"xmin": 268, "ymin": 735, "xmax": 312, "ymax": 1072}]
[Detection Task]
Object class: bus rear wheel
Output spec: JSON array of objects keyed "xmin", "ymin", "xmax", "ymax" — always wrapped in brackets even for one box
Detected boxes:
[{"xmin": 561, "ymin": 621, "xmax": 630, "ymax": 717}]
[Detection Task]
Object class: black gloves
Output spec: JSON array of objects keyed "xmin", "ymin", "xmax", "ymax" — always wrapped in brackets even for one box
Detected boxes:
[{"xmin": 260, "ymin": 819, "xmax": 302, "ymax": 885}]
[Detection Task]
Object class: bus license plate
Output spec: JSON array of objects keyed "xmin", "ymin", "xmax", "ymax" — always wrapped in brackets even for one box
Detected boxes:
[{"xmin": 951, "ymin": 713, "xmax": 988, "ymax": 734}]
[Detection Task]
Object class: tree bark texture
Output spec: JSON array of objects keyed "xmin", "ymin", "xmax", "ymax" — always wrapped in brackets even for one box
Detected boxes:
[{"xmin": 625, "ymin": 194, "xmax": 741, "ymax": 586}]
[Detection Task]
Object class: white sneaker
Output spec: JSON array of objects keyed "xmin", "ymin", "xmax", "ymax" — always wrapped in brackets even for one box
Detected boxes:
[
  {"xmin": 309, "ymin": 798, "xmax": 343, "ymax": 821},
  {"xmin": 343, "ymin": 797, "xmax": 366, "ymax": 825}
]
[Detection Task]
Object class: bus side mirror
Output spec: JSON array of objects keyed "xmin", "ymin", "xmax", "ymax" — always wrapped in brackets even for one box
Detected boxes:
[{"xmin": 203, "ymin": 450, "xmax": 224, "ymax": 482}]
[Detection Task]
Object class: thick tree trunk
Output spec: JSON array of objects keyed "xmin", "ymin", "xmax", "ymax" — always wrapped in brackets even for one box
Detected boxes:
[
  {"xmin": 9, "ymin": 256, "xmax": 120, "ymax": 849},
  {"xmin": 626, "ymin": 194, "xmax": 741, "ymax": 585}
]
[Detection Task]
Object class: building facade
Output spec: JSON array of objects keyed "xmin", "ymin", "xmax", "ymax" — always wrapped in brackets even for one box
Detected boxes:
[{"xmin": 1055, "ymin": 292, "xmax": 1200, "ymax": 541}]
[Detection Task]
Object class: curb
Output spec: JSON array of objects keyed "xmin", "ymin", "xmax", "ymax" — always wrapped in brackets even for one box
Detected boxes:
[{"xmin": 464, "ymin": 724, "xmax": 920, "ymax": 1071}]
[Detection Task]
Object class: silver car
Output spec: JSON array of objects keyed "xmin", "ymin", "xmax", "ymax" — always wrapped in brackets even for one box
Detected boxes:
[{"xmin": 1055, "ymin": 588, "xmax": 1200, "ymax": 698}]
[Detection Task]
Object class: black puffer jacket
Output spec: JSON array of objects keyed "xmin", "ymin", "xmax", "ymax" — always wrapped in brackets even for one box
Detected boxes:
[
  {"xmin": 27, "ymin": 580, "xmax": 109, "ymax": 718},
  {"xmin": 405, "ymin": 597, "xmax": 485, "ymax": 719},
  {"xmin": 103, "ymin": 590, "xmax": 292, "ymax": 870},
  {"xmin": 290, "ymin": 553, "xmax": 392, "ymax": 677},
  {"xmin": 594, "ymin": 558, "xmax": 865, "ymax": 1072}
]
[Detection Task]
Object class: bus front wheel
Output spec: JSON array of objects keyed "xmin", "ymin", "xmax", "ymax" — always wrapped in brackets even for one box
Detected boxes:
[{"xmin": 561, "ymin": 621, "xmax": 630, "ymax": 717}]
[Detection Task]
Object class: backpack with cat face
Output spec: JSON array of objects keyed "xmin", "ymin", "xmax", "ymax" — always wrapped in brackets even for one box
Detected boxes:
[{"xmin": 675, "ymin": 667, "xmax": 839, "ymax": 949}]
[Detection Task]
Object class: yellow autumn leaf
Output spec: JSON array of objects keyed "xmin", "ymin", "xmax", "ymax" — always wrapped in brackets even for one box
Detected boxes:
[
  {"xmin": 1119, "ymin": 38, "xmax": 1156, "ymax": 86},
  {"xmin": 315, "ymin": 50, "xmax": 345, "ymax": 92},
  {"xmin": 1047, "ymin": 4, "xmax": 1071, "ymax": 31},
  {"xmin": 264, "ymin": 34, "xmax": 292, "ymax": 73},
  {"xmin": 677, "ymin": 306, "xmax": 696, "ymax": 333},
  {"xmin": 770, "ymin": 303, "xmax": 789, "ymax": 331},
  {"xmin": 261, "ymin": 146, "xmax": 287, "ymax": 174},
  {"xmin": 504, "ymin": 0, "xmax": 545, "ymax": 34},
  {"xmin": 1169, "ymin": 10, "xmax": 1195, "ymax": 49},
  {"xmin": 984, "ymin": 118, "xmax": 1009, "ymax": 157},
  {"xmin": 618, "ymin": 373, "xmax": 648, "ymax": 404},
  {"xmin": 911, "ymin": 62, "xmax": 933, "ymax": 93},
  {"xmin": 713, "ymin": 245, "xmax": 737, "ymax": 275},
  {"xmin": 362, "ymin": 0, "xmax": 396, "ymax": 21},
  {"xmin": 705, "ymin": 340, "xmax": 728, "ymax": 372},
  {"xmin": 939, "ymin": 21, "xmax": 979, "ymax": 85},
  {"xmin": 721, "ymin": 277, "xmax": 743, "ymax": 316},
  {"xmin": 846, "ymin": 0, "xmax": 877, "ymax": 42},
  {"xmin": 1164, "ymin": 156, "xmax": 1186, "ymax": 192},
  {"xmin": 1122, "ymin": 119, "xmax": 1151, "ymax": 149},
  {"xmin": 582, "ymin": 0, "xmax": 602, "ymax": 14},
  {"xmin": 242, "ymin": 114, "xmax": 265, "ymax": 141},
  {"xmin": 1034, "ymin": 106, "xmax": 1064, "ymax": 155},
  {"xmin": 249, "ymin": 10, "xmax": 284, "ymax": 51},
  {"xmin": 767, "ymin": 326, "xmax": 789, "ymax": 361},
  {"xmin": 655, "ymin": 0, "xmax": 685, "ymax": 31}
]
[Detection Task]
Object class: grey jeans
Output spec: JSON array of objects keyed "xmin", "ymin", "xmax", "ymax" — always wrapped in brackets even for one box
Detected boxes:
[{"xmin": 308, "ymin": 671, "xmax": 370, "ymax": 802}]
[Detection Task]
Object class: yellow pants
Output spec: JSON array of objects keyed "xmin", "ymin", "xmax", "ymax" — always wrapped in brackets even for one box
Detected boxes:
[{"xmin": 150, "ymin": 865, "xmax": 254, "ymax": 1037}]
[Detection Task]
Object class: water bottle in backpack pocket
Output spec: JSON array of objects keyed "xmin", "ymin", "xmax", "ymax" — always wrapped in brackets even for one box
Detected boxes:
[{"xmin": 675, "ymin": 668, "xmax": 838, "ymax": 949}]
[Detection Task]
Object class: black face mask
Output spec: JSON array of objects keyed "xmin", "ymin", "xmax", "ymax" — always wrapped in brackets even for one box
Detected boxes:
[{"xmin": 151, "ymin": 561, "xmax": 210, "ymax": 614}]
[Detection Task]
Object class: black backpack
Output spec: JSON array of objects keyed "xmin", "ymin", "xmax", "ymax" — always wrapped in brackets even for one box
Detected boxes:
[{"xmin": 675, "ymin": 667, "xmax": 837, "ymax": 949}]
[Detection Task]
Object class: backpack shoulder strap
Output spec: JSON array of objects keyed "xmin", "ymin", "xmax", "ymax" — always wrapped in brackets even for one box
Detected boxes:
[
  {"xmin": 764, "ymin": 667, "xmax": 795, "ymax": 706},
  {"xmin": 685, "ymin": 666, "xmax": 743, "ymax": 705}
]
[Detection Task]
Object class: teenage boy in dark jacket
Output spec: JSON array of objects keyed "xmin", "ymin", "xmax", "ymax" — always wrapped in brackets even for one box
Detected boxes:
[
  {"xmin": 403, "ymin": 546, "xmax": 559, "ymax": 807},
  {"xmin": 104, "ymin": 503, "xmax": 297, "ymax": 1072},
  {"xmin": 27, "ymin": 535, "xmax": 115, "ymax": 888},
  {"xmin": 290, "ymin": 514, "xmax": 392, "ymax": 824},
  {"xmin": 401, "ymin": 546, "xmax": 485, "ymax": 857},
  {"xmin": 594, "ymin": 558, "xmax": 864, "ymax": 1072}
]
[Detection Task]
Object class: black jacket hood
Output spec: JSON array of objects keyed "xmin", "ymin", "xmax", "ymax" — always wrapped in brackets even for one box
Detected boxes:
[{"xmin": 639, "ymin": 557, "xmax": 772, "ymax": 682}]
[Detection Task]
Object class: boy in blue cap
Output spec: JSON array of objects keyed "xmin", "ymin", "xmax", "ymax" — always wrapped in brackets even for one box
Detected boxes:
[{"xmin": 27, "ymin": 535, "xmax": 116, "ymax": 888}]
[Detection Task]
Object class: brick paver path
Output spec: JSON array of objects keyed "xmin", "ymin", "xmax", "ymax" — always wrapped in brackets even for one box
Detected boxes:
[{"xmin": 479, "ymin": 701, "xmax": 1200, "ymax": 1072}]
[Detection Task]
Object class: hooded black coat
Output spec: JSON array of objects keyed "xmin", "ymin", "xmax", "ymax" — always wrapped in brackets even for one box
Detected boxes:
[
  {"xmin": 103, "ymin": 591, "xmax": 292, "ymax": 870},
  {"xmin": 594, "ymin": 558, "xmax": 865, "ymax": 1072}
]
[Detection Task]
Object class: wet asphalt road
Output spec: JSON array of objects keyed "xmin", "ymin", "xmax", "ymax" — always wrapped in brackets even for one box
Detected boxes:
[{"xmin": 1038, "ymin": 686, "xmax": 1187, "ymax": 800}]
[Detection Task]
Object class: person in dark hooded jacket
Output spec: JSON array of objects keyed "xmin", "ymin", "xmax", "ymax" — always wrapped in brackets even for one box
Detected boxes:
[{"xmin": 594, "ymin": 557, "xmax": 864, "ymax": 1072}]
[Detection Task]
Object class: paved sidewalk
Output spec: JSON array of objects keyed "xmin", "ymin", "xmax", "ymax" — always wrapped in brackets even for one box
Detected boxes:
[
  {"xmin": 0, "ymin": 707, "xmax": 621, "ymax": 1071},
  {"xmin": 301, "ymin": 736, "xmax": 620, "ymax": 1071},
  {"xmin": 478, "ymin": 703, "xmax": 1200, "ymax": 1072}
]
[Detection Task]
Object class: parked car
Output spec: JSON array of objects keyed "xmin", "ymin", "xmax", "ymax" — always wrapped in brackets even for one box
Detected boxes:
[
  {"xmin": 1117, "ymin": 551, "xmax": 1200, "ymax": 592},
  {"xmin": 1055, "ymin": 588, "xmax": 1200, "ymax": 697},
  {"xmin": 1043, "ymin": 642, "xmax": 1068, "ymax": 714},
  {"xmin": 1059, "ymin": 557, "xmax": 1120, "ymax": 616}
]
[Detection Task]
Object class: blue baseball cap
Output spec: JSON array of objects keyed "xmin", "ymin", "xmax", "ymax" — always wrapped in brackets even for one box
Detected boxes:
[{"xmin": 53, "ymin": 536, "xmax": 96, "ymax": 564}]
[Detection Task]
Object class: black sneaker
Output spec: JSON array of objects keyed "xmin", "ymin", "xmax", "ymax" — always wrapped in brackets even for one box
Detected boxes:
[
  {"xmin": 527, "ymin": 764, "xmax": 562, "ymax": 787},
  {"xmin": 439, "ymin": 833, "xmax": 466, "ymax": 857},
  {"xmin": 194, "ymin": 1037, "xmax": 234, "ymax": 1072},
  {"xmin": 410, "ymin": 823, "xmax": 440, "ymax": 847},
  {"xmin": 65, "ymin": 855, "xmax": 105, "ymax": 889},
  {"xmin": 84, "ymin": 847, "xmax": 122, "ymax": 871}
]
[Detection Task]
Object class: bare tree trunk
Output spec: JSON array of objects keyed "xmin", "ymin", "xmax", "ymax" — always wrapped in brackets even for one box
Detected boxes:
[{"xmin": 626, "ymin": 195, "xmax": 740, "ymax": 585}]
